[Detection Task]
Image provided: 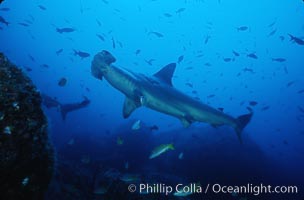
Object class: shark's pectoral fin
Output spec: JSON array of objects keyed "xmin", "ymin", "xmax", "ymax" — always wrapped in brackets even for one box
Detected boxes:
[
  {"xmin": 123, "ymin": 97, "xmax": 140, "ymax": 118},
  {"xmin": 180, "ymin": 117, "xmax": 192, "ymax": 128}
]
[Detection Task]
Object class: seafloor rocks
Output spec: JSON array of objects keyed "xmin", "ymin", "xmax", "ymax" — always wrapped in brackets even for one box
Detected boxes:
[{"xmin": 0, "ymin": 53, "xmax": 53, "ymax": 199}]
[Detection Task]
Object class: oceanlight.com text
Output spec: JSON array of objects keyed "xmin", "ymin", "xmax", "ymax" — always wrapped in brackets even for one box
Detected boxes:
[{"xmin": 211, "ymin": 183, "xmax": 298, "ymax": 196}]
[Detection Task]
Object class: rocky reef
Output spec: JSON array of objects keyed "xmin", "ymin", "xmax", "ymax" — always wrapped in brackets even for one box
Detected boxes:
[{"xmin": 0, "ymin": 53, "xmax": 53, "ymax": 199}]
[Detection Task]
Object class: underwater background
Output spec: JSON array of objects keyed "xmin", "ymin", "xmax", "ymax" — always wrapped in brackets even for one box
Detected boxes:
[{"xmin": 1, "ymin": 0, "xmax": 304, "ymax": 199}]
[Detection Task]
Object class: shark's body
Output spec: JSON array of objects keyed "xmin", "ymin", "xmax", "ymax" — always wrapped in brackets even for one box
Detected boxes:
[{"xmin": 91, "ymin": 50, "xmax": 252, "ymax": 142}]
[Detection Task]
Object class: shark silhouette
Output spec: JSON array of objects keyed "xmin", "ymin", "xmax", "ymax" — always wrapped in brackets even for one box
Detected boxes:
[
  {"xmin": 91, "ymin": 50, "xmax": 253, "ymax": 143},
  {"xmin": 41, "ymin": 94, "xmax": 90, "ymax": 120}
]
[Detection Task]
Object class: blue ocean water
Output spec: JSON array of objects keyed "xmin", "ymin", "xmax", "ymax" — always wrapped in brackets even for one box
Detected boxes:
[{"xmin": 1, "ymin": 0, "xmax": 304, "ymax": 199}]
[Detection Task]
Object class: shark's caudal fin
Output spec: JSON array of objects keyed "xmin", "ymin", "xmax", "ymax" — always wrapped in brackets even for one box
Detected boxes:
[
  {"xmin": 235, "ymin": 112, "xmax": 253, "ymax": 144},
  {"xmin": 59, "ymin": 97, "xmax": 90, "ymax": 120}
]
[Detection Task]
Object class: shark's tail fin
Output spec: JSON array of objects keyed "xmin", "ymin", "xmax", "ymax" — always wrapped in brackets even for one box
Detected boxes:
[{"xmin": 234, "ymin": 112, "xmax": 253, "ymax": 144}]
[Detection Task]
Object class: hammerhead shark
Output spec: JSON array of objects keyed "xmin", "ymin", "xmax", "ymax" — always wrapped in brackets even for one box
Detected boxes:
[
  {"xmin": 91, "ymin": 50, "xmax": 253, "ymax": 142},
  {"xmin": 41, "ymin": 94, "xmax": 90, "ymax": 120}
]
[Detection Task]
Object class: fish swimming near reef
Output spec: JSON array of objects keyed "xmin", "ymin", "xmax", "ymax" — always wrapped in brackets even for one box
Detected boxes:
[
  {"xmin": 91, "ymin": 50, "xmax": 253, "ymax": 143},
  {"xmin": 149, "ymin": 143, "xmax": 175, "ymax": 159}
]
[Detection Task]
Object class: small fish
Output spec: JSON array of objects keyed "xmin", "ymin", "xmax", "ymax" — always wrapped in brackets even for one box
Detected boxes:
[
  {"xmin": 38, "ymin": 5, "xmax": 46, "ymax": 10},
  {"xmin": 120, "ymin": 174, "xmax": 140, "ymax": 183},
  {"xmin": 149, "ymin": 143, "xmax": 174, "ymax": 159},
  {"xmin": 96, "ymin": 34, "xmax": 105, "ymax": 41},
  {"xmin": 243, "ymin": 67, "xmax": 254, "ymax": 73},
  {"xmin": 286, "ymin": 81, "xmax": 294, "ymax": 87},
  {"xmin": 237, "ymin": 26, "xmax": 248, "ymax": 31},
  {"xmin": 176, "ymin": 8, "xmax": 186, "ymax": 14},
  {"xmin": 28, "ymin": 54, "xmax": 35, "ymax": 62},
  {"xmin": 271, "ymin": 58, "xmax": 286, "ymax": 62},
  {"xmin": 131, "ymin": 120, "xmax": 141, "ymax": 130},
  {"xmin": 183, "ymin": 66, "xmax": 192, "ymax": 70},
  {"xmin": 268, "ymin": 21, "xmax": 276, "ymax": 28},
  {"xmin": 0, "ymin": 16, "xmax": 9, "ymax": 26},
  {"xmin": 223, "ymin": 58, "xmax": 232, "ymax": 62},
  {"xmin": 148, "ymin": 31, "xmax": 164, "ymax": 38},
  {"xmin": 117, "ymin": 41, "xmax": 123, "ymax": 48},
  {"xmin": 288, "ymin": 34, "xmax": 304, "ymax": 45},
  {"xmin": 149, "ymin": 125, "xmax": 159, "ymax": 131},
  {"xmin": 58, "ymin": 77, "xmax": 67, "ymax": 87},
  {"xmin": 283, "ymin": 66, "xmax": 288, "ymax": 74},
  {"xmin": 23, "ymin": 66, "xmax": 32, "ymax": 72},
  {"xmin": 101, "ymin": 0, "xmax": 109, "ymax": 4},
  {"xmin": 56, "ymin": 48, "xmax": 63, "ymax": 55},
  {"xmin": 0, "ymin": 8, "xmax": 10, "ymax": 11},
  {"xmin": 207, "ymin": 94, "xmax": 215, "ymax": 98},
  {"xmin": 163, "ymin": 13, "xmax": 172, "ymax": 17},
  {"xmin": 268, "ymin": 29, "xmax": 277, "ymax": 37},
  {"xmin": 41, "ymin": 64, "xmax": 49, "ymax": 68},
  {"xmin": 297, "ymin": 89, "xmax": 304, "ymax": 94},
  {"xmin": 204, "ymin": 62, "xmax": 211, "ymax": 66},
  {"xmin": 145, "ymin": 59, "xmax": 155, "ymax": 65},
  {"xmin": 117, "ymin": 137, "xmax": 124, "ymax": 145},
  {"xmin": 249, "ymin": 101, "xmax": 258, "ymax": 106},
  {"xmin": 298, "ymin": 106, "xmax": 304, "ymax": 113},
  {"xmin": 56, "ymin": 27, "xmax": 75, "ymax": 33},
  {"xmin": 177, "ymin": 55, "xmax": 184, "ymax": 64},
  {"xmin": 18, "ymin": 22, "xmax": 29, "ymax": 27},
  {"xmin": 247, "ymin": 53, "xmax": 258, "ymax": 59},
  {"xmin": 73, "ymin": 50, "xmax": 90, "ymax": 58},
  {"xmin": 96, "ymin": 19, "xmax": 102, "ymax": 26},
  {"xmin": 111, "ymin": 37, "xmax": 116, "ymax": 48},
  {"xmin": 261, "ymin": 106, "xmax": 270, "ymax": 111},
  {"xmin": 279, "ymin": 36, "xmax": 285, "ymax": 41},
  {"xmin": 232, "ymin": 50, "xmax": 240, "ymax": 57},
  {"xmin": 135, "ymin": 49, "xmax": 141, "ymax": 55},
  {"xmin": 196, "ymin": 53, "xmax": 204, "ymax": 58},
  {"xmin": 178, "ymin": 152, "xmax": 184, "ymax": 160},
  {"xmin": 204, "ymin": 35, "xmax": 210, "ymax": 44}
]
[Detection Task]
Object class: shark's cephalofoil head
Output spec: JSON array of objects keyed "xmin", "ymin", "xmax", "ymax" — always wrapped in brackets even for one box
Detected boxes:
[{"xmin": 91, "ymin": 50, "xmax": 116, "ymax": 80}]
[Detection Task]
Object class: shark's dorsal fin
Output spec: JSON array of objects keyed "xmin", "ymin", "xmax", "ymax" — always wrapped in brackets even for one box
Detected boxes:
[
  {"xmin": 123, "ymin": 97, "xmax": 140, "ymax": 118},
  {"xmin": 153, "ymin": 63, "xmax": 176, "ymax": 86}
]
